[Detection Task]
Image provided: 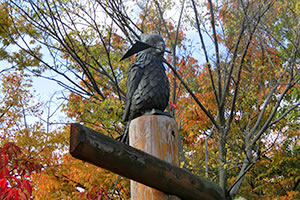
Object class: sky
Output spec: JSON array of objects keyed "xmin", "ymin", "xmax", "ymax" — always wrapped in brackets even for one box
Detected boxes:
[{"xmin": 0, "ymin": 60, "xmax": 69, "ymax": 132}]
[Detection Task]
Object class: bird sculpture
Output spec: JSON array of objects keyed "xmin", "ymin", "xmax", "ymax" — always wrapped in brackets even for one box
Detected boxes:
[{"xmin": 119, "ymin": 34, "xmax": 170, "ymax": 143}]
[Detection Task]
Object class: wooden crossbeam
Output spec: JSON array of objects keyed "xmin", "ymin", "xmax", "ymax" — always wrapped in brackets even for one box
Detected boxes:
[{"xmin": 69, "ymin": 123, "xmax": 224, "ymax": 200}]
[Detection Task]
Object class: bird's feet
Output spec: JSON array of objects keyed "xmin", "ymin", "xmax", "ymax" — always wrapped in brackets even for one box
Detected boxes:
[{"xmin": 143, "ymin": 108, "xmax": 173, "ymax": 118}]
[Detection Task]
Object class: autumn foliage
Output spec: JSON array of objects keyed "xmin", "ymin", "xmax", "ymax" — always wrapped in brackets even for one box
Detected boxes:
[
  {"xmin": 0, "ymin": 0, "xmax": 299, "ymax": 199},
  {"xmin": 0, "ymin": 142, "xmax": 41, "ymax": 200}
]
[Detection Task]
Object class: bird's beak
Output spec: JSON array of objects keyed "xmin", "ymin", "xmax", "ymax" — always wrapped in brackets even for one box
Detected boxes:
[
  {"xmin": 120, "ymin": 40, "xmax": 172, "ymax": 61},
  {"xmin": 120, "ymin": 40, "xmax": 154, "ymax": 61}
]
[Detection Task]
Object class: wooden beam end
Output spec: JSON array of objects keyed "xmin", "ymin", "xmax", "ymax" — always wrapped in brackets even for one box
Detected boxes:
[{"xmin": 69, "ymin": 123, "xmax": 85, "ymax": 157}]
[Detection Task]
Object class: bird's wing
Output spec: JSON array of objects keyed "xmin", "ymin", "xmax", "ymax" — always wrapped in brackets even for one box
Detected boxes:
[{"xmin": 122, "ymin": 63, "xmax": 144, "ymax": 122}]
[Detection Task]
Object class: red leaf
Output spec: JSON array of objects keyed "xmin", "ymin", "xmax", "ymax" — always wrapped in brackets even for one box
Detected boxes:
[
  {"xmin": 87, "ymin": 193, "xmax": 92, "ymax": 200},
  {"xmin": 4, "ymin": 168, "xmax": 10, "ymax": 176},
  {"xmin": 13, "ymin": 145, "xmax": 21, "ymax": 154},
  {"xmin": 169, "ymin": 101, "xmax": 179, "ymax": 110},
  {"xmin": 5, "ymin": 189, "xmax": 14, "ymax": 200},
  {"xmin": 19, "ymin": 191, "xmax": 28, "ymax": 200},
  {"xmin": 3, "ymin": 155, "xmax": 8, "ymax": 166},
  {"xmin": 22, "ymin": 179, "xmax": 32, "ymax": 196},
  {"xmin": 0, "ymin": 170, "xmax": 4, "ymax": 179},
  {"xmin": 0, "ymin": 178, "xmax": 8, "ymax": 191},
  {"xmin": 14, "ymin": 189, "xmax": 20, "ymax": 200}
]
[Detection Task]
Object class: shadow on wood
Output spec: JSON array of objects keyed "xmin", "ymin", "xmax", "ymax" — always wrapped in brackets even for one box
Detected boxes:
[{"xmin": 70, "ymin": 123, "xmax": 224, "ymax": 200}]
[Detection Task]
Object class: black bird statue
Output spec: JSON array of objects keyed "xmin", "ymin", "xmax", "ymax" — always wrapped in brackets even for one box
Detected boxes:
[{"xmin": 119, "ymin": 34, "xmax": 170, "ymax": 143}]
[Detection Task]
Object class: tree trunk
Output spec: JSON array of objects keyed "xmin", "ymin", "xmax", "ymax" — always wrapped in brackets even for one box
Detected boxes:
[
  {"xmin": 219, "ymin": 128, "xmax": 227, "ymax": 198},
  {"xmin": 229, "ymin": 134, "xmax": 253, "ymax": 198}
]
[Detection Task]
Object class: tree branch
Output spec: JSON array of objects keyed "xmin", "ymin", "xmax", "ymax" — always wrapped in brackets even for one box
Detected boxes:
[
  {"xmin": 191, "ymin": 0, "xmax": 219, "ymax": 106},
  {"xmin": 163, "ymin": 59, "xmax": 219, "ymax": 129},
  {"xmin": 207, "ymin": 0, "xmax": 222, "ymax": 103}
]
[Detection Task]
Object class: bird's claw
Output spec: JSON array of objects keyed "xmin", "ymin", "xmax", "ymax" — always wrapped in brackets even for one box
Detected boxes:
[{"xmin": 143, "ymin": 109, "xmax": 173, "ymax": 118}]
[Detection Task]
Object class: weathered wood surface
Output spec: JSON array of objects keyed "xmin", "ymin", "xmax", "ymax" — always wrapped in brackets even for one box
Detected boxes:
[
  {"xmin": 69, "ymin": 123, "xmax": 224, "ymax": 200},
  {"xmin": 129, "ymin": 115, "xmax": 180, "ymax": 200}
]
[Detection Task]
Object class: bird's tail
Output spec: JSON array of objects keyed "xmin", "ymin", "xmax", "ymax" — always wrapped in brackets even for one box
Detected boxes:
[{"xmin": 116, "ymin": 122, "xmax": 129, "ymax": 144}]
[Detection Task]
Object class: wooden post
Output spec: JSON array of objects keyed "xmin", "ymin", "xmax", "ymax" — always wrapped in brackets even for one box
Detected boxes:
[{"xmin": 129, "ymin": 115, "xmax": 180, "ymax": 200}]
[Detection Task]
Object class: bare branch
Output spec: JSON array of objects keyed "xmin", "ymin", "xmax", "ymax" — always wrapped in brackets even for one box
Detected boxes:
[
  {"xmin": 191, "ymin": 0, "xmax": 219, "ymax": 107},
  {"xmin": 226, "ymin": 1, "xmax": 274, "ymax": 131},
  {"xmin": 207, "ymin": 0, "xmax": 222, "ymax": 103},
  {"xmin": 269, "ymin": 101, "xmax": 300, "ymax": 126}
]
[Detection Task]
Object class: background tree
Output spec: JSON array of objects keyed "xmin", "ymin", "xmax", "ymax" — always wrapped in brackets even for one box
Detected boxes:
[
  {"xmin": 0, "ymin": 0, "xmax": 299, "ymax": 199},
  {"xmin": 0, "ymin": 72, "xmax": 36, "ymax": 200}
]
